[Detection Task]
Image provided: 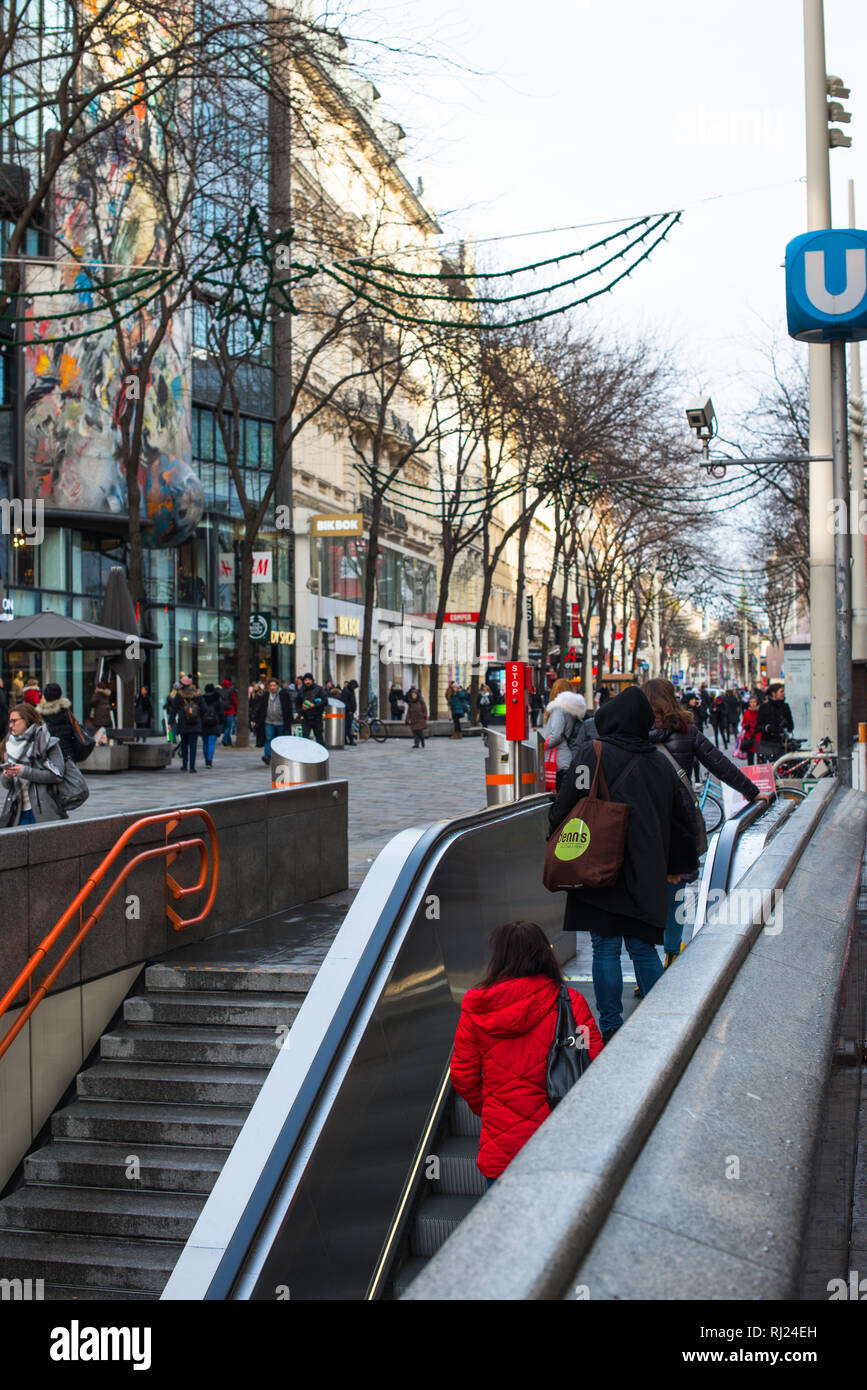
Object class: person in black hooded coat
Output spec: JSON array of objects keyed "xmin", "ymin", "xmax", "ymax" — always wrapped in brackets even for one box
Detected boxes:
[{"xmin": 547, "ymin": 685, "xmax": 698, "ymax": 1043}]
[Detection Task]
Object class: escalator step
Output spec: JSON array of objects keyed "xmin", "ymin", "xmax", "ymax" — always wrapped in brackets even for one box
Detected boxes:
[
  {"xmin": 392, "ymin": 1255, "xmax": 428, "ymax": 1299},
  {"xmin": 449, "ymin": 1094, "xmax": 482, "ymax": 1139},
  {"xmin": 410, "ymin": 1195, "xmax": 478, "ymax": 1258},
  {"xmin": 432, "ymin": 1136, "xmax": 487, "ymax": 1196}
]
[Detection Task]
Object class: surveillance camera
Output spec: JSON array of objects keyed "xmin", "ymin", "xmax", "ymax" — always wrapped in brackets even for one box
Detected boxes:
[{"xmin": 685, "ymin": 396, "xmax": 716, "ymax": 438}]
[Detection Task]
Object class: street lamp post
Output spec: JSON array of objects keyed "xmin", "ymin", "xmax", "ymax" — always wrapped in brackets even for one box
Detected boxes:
[{"xmin": 803, "ymin": 0, "xmax": 837, "ymax": 748}]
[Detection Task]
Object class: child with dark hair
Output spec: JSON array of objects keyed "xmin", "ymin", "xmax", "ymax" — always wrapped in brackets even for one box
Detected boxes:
[{"xmin": 450, "ymin": 921, "xmax": 602, "ymax": 1183}]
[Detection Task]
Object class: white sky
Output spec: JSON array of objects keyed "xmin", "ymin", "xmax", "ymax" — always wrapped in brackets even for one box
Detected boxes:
[{"xmin": 341, "ymin": 0, "xmax": 867, "ymax": 439}]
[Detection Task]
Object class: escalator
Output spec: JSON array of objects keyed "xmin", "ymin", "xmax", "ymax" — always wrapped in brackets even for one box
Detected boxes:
[{"xmin": 163, "ymin": 791, "xmax": 785, "ymax": 1301}]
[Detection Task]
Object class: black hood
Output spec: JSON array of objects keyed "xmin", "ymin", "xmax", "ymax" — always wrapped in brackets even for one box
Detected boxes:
[{"xmin": 594, "ymin": 686, "xmax": 655, "ymax": 753}]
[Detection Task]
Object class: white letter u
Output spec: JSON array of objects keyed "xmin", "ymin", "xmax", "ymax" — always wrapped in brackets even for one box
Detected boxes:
[{"xmin": 804, "ymin": 248, "xmax": 867, "ymax": 315}]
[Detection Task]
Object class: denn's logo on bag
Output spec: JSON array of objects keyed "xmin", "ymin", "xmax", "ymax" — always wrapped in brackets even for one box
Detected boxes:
[{"xmin": 555, "ymin": 818, "xmax": 591, "ymax": 861}]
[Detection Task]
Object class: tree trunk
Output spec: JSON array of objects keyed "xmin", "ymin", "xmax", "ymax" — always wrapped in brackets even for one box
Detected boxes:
[
  {"xmin": 235, "ymin": 533, "xmax": 255, "ymax": 747},
  {"xmin": 359, "ymin": 494, "xmax": 382, "ymax": 714},
  {"xmin": 428, "ymin": 545, "xmax": 455, "ymax": 721}
]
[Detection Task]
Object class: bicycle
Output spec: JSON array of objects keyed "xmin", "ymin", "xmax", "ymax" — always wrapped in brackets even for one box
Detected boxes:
[
  {"xmin": 354, "ymin": 705, "xmax": 389, "ymax": 743},
  {"xmin": 772, "ymin": 737, "xmax": 837, "ymax": 802},
  {"xmin": 697, "ymin": 776, "xmax": 725, "ymax": 836}
]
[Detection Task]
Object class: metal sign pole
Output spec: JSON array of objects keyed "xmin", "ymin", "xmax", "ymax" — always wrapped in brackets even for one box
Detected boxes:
[{"xmin": 830, "ymin": 337, "xmax": 853, "ymax": 785}]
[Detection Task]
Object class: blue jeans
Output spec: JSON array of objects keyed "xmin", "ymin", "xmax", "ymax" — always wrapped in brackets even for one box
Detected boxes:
[
  {"xmin": 180, "ymin": 731, "xmax": 198, "ymax": 770},
  {"xmin": 590, "ymin": 933, "xmax": 664, "ymax": 1035},
  {"xmin": 264, "ymin": 722, "xmax": 284, "ymax": 758},
  {"xmin": 221, "ymin": 714, "xmax": 236, "ymax": 745},
  {"xmin": 202, "ymin": 733, "xmax": 217, "ymax": 764},
  {"xmin": 19, "ymin": 808, "xmax": 35, "ymax": 825},
  {"xmin": 663, "ymin": 879, "xmax": 685, "ymax": 956}
]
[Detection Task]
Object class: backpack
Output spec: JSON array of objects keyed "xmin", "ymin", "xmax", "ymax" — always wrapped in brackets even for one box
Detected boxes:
[
  {"xmin": 181, "ymin": 696, "xmax": 200, "ymax": 727},
  {"xmin": 543, "ymin": 741, "xmax": 639, "ymax": 892},
  {"xmin": 53, "ymin": 756, "xmax": 90, "ymax": 813},
  {"xmin": 220, "ymin": 685, "xmax": 235, "ymax": 713},
  {"xmin": 201, "ymin": 701, "xmax": 219, "ymax": 730},
  {"xmin": 69, "ymin": 712, "xmax": 96, "ymax": 764}
]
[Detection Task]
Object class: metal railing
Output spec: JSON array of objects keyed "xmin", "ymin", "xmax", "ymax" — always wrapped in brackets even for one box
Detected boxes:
[{"xmin": 0, "ymin": 808, "xmax": 220, "ymax": 1062}]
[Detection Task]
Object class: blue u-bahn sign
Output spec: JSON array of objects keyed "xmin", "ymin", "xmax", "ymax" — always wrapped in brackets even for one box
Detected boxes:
[{"xmin": 786, "ymin": 228, "xmax": 867, "ymax": 342}]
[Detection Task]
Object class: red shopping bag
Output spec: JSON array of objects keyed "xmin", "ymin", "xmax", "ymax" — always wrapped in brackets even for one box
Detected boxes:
[{"xmin": 544, "ymin": 743, "xmax": 559, "ymax": 792}]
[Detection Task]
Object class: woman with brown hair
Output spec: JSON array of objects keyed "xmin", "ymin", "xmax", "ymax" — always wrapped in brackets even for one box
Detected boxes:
[
  {"xmin": 450, "ymin": 921, "xmax": 602, "ymax": 1183},
  {"xmin": 643, "ymin": 678, "xmax": 769, "ymax": 966},
  {"xmin": 0, "ymin": 704, "xmax": 65, "ymax": 827}
]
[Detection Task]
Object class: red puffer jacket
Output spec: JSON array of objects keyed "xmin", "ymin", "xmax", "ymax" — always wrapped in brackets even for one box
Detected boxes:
[{"xmin": 450, "ymin": 975, "xmax": 603, "ymax": 1179}]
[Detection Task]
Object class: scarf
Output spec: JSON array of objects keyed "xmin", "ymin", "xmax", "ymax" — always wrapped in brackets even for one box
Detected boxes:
[{"xmin": 5, "ymin": 728, "xmax": 36, "ymax": 810}]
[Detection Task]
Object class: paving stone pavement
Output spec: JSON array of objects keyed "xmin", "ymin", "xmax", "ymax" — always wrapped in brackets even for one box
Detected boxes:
[{"xmin": 71, "ymin": 737, "xmax": 492, "ymax": 887}]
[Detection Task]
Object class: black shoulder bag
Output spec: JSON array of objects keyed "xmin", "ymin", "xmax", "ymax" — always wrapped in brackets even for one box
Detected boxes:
[{"xmin": 546, "ymin": 984, "xmax": 591, "ymax": 1109}]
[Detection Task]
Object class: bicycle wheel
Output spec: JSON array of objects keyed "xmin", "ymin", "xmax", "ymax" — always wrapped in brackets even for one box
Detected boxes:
[
  {"xmin": 358, "ymin": 719, "xmax": 371, "ymax": 741},
  {"xmin": 701, "ymin": 795, "xmax": 724, "ymax": 835},
  {"xmin": 372, "ymin": 719, "xmax": 388, "ymax": 743},
  {"xmin": 777, "ymin": 786, "xmax": 806, "ymax": 804}
]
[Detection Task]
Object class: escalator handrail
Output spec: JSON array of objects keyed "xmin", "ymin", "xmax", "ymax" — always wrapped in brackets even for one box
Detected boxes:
[
  {"xmin": 202, "ymin": 793, "xmax": 552, "ymax": 1301},
  {"xmin": 707, "ymin": 796, "xmax": 774, "ymax": 896}
]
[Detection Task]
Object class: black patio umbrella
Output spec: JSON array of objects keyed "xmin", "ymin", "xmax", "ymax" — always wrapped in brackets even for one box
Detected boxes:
[
  {"xmin": 0, "ymin": 610, "xmax": 161, "ymax": 651},
  {"xmin": 101, "ymin": 567, "xmax": 148, "ymax": 681}
]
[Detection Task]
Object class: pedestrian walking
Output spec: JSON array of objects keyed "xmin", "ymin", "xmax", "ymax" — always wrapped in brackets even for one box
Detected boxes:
[
  {"xmin": 644, "ymin": 679, "xmax": 767, "ymax": 968},
  {"xmin": 134, "ymin": 686, "xmax": 153, "ymax": 742},
  {"xmin": 36, "ymin": 683, "xmax": 80, "ymax": 761},
  {"xmin": 478, "ymin": 683, "xmax": 493, "ymax": 728},
  {"xmin": 738, "ymin": 695, "xmax": 762, "ymax": 766},
  {"xmin": 200, "ymin": 683, "xmax": 222, "ymax": 766},
  {"xmin": 249, "ymin": 681, "xmax": 267, "ymax": 747},
  {"xmin": 757, "ymin": 683, "xmax": 794, "ymax": 765},
  {"xmin": 21, "ymin": 677, "xmax": 41, "ymax": 708},
  {"xmin": 708, "ymin": 693, "xmax": 728, "ymax": 749},
  {"xmin": 450, "ymin": 920, "xmax": 602, "ymax": 1183},
  {"xmin": 543, "ymin": 679, "xmax": 587, "ymax": 793},
  {"xmin": 388, "ymin": 681, "xmax": 405, "ymax": 720},
  {"xmin": 529, "ymin": 687, "xmax": 544, "ymax": 729},
  {"xmin": 405, "ymin": 688, "xmax": 428, "ymax": 748},
  {"xmin": 341, "ymin": 679, "xmax": 358, "ymax": 745},
  {"xmin": 447, "ymin": 682, "xmax": 463, "ymax": 738},
  {"xmin": 0, "ymin": 704, "xmax": 66, "ymax": 826},
  {"xmin": 299, "ymin": 673, "xmax": 326, "ymax": 745},
  {"xmin": 219, "ymin": 679, "xmax": 238, "ymax": 745},
  {"xmin": 88, "ymin": 680, "xmax": 114, "ymax": 731},
  {"xmin": 546, "ymin": 686, "xmax": 699, "ymax": 1043},
  {"xmin": 256, "ymin": 678, "xmax": 294, "ymax": 762},
  {"xmin": 168, "ymin": 675, "xmax": 205, "ymax": 772}
]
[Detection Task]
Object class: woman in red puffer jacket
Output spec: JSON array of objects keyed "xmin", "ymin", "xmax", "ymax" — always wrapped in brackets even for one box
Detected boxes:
[{"xmin": 450, "ymin": 921, "xmax": 602, "ymax": 1181}]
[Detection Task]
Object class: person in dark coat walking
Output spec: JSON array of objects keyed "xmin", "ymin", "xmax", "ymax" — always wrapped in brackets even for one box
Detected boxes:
[
  {"xmin": 644, "ymin": 679, "xmax": 768, "ymax": 966},
  {"xmin": 249, "ymin": 682, "xmax": 267, "ymax": 747},
  {"xmin": 708, "ymin": 692, "xmax": 728, "ymax": 749},
  {"xmin": 0, "ymin": 704, "xmax": 65, "ymax": 826},
  {"xmin": 134, "ymin": 686, "xmax": 153, "ymax": 742},
  {"xmin": 200, "ymin": 683, "xmax": 222, "ymax": 766},
  {"xmin": 340, "ymin": 679, "xmax": 358, "ymax": 745},
  {"xmin": 388, "ymin": 682, "xmax": 405, "ymax": 720},
  {"xmin": 404, "ymin": 688, "xmax": 428, "ymax": 748},
  {"xmin": 547, "ymin": 686, "xmax": 698, "ymax": 1043},
  {"xmin": 255, "ymin": 678, "xmax": 294, "ymax": 762},
  {"xmin": 88, "ymin": 682, "xmax": 113, "ymax": 730},
  {"xmin": 168, "ymin": 675, "xmax": 205, "ymax": 772},
  {"xmin": 299, "ymin": 674, "xmax": 326, "ymax": 745},
  {"xmin": 757, "ymin": 684, "xmax": 794, "ymax": 764},
  {"xmin": 36, "ymin": 683, "xmax": 79, "ymax": 761}
]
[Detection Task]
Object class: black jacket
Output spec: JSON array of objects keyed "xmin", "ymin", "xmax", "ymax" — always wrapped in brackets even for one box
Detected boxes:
[
  {"xmin": 299, "ymin": 683, "xmax": 325, "ymax": 719},
  {"xmin": 255, "ymin": 688, "xmax": 294, "ymax": 732},
  {"xmin": 36, "ymin": 696, "xmax": 77, "ymax": 760},
  {"xmin": 758, "ymin": 699, "xmax": 794, "ymax": 741},
  {"xmin": 341, "ymin": 684, "xmax": 357, "ymax": 715},
  {"xmin": 649, "ymin": 723, "xmax": 758, "ymax": 803},
  {"xmin": 201, "ymin": 689, "xmax": 223, "ymax": 732},
  {"xmin": 723, "ymin": 692, "xmax": 741, "ymax": 725},
  {"xmin": 169, "ymin": 688, "xmax": 206, "ymax": 734},
  {"xmin": 548, "ymin": 690, "xmax": 699, "ymax": 944},
  {"xmin": 134, "ymin": 693, "xmax": 153, "ymax": 728}
]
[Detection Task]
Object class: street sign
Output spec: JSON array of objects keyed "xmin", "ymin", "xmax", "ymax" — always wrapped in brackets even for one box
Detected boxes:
[
  {"xmin": 786, "ymin": 228, "xmax": 867, "ymax": 342},
  {"xmin": 505, "ymin": 661, "xmax": 529, "ymax": 741}
]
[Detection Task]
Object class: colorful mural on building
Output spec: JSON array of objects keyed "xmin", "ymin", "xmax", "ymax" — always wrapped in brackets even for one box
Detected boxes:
[{"xmin": 22, "ymin": 13, "xmax": 202, "ymax": 546}]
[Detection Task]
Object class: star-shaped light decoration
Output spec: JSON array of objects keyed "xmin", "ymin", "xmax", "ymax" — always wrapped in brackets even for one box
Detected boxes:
[{"xmin": 192, "ymin": 206, "xmax": 318, "ymax": 344}]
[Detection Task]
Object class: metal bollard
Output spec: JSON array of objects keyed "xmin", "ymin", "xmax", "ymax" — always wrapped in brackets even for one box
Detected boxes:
[
  {"xmin": 857, "ymin": 723, "xmax": 867, "ymax": 792},
  {"xmin": 324, "ymin": 698, "xmax": 346, "ymax": 750},
  {"xmin": 483, "ymin": 727, "xmax": 540, "ymax": 805},
  {"xmin": 270, "ymin": 734, "xmax": 329, "ymax": 789}
]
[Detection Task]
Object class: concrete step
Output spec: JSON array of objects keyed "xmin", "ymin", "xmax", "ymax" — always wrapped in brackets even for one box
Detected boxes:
[
  {"xmin": 0, "ymin": 1230, "xmax": 180, "ymax": 1294},
  {"xmin": 76, "ymin": 1061, "xmax": 269, "ymax": 1106},
  {"xmin": 145, "ymin": 963, "xmax": 318, "ymax": 994},
  {"xmin": 449, "ymin": 1093, "xmax": 482, "ymax": 1139},
  {"xmin": 52, "ymin": 1100, "xmax": 250, "ymax": 1148},
  {"xmin": 0, "ymin": 1186, "xmax": 205, "ymax": 1242},
  {"xmin": 392, "ymin": 1255, "xmax": 428, "ymax": 1299},
  {"xmin": 124, "ymin": 989, "xmax": 304, "ymax": 1027},
  {"xmin": 100, "ymin": 1023, "xmax": 284, "ymax": 1067},
  {"xmin": 431, "ymin": 1135, "xmax": 487, "ymax": 1197},
  {"xmin": 410, "ymin": 1194, "xmax": 478, "ymax": 1259},
  {"xmin": 25, "ymin": 1141, "xmax": 225, "ymax": 1195}
]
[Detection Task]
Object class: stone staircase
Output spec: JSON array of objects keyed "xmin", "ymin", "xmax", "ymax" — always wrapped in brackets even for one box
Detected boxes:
[{"xmin": 0, "ymin": 959, "xmax": 314, "ymax": 1300}]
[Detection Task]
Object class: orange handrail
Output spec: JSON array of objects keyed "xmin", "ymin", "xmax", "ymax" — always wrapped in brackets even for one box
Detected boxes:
[{"xmin": 0, "ymin": 807, "xmax": 220, "ymax": 1062}]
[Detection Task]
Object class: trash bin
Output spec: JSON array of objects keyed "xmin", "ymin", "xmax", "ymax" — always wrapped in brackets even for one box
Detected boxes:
[
  {"xmin": 324, "ymin": 697, "xmax": 346, "ymax": 750},
  {"xmin": 270, "ymin": 734, "xmax": 329, "ymax": 789},
  {"xmin": 482, "ymin": 728, "xmax": 541, "ymax": 806}
]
